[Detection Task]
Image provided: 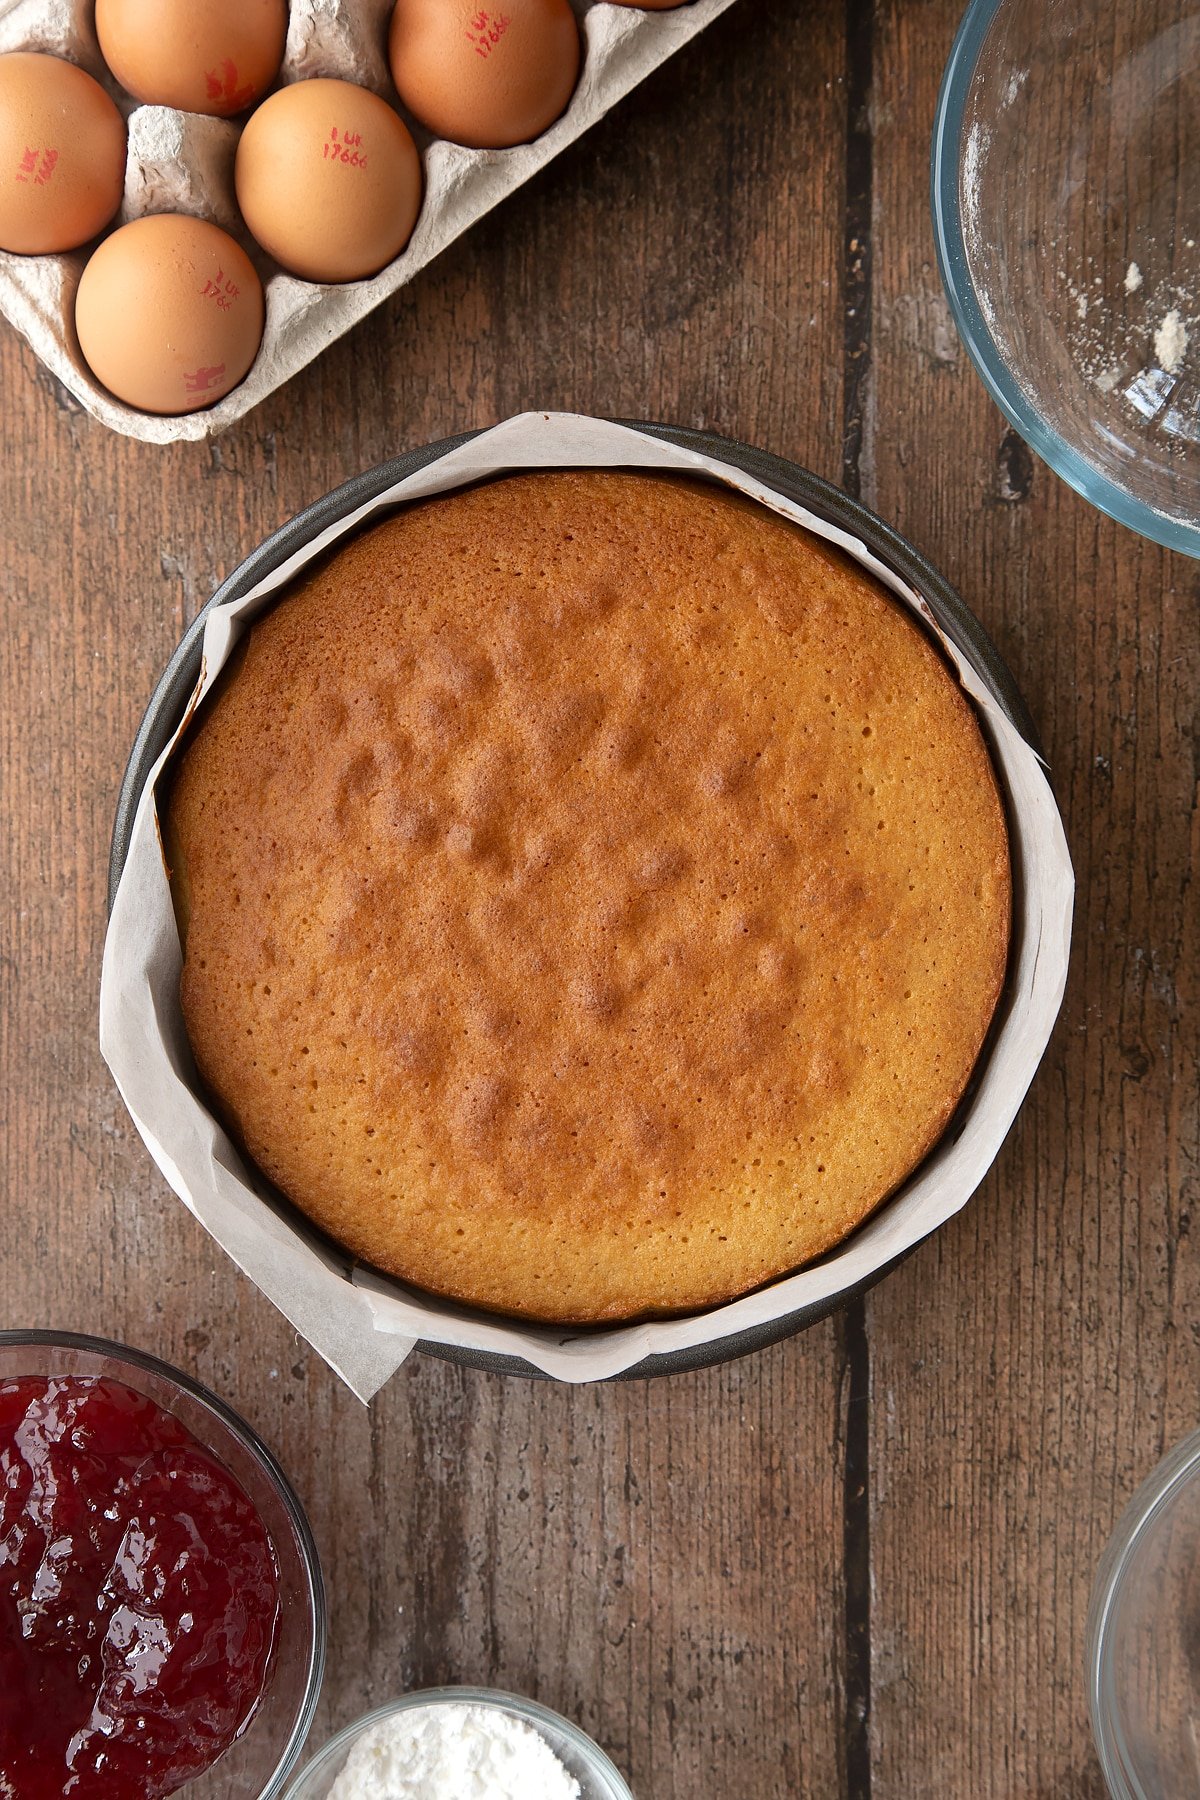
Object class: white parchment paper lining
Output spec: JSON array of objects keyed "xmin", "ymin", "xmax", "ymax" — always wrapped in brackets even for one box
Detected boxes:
[{"xmin": 100, "ymin": 414, "xmax": 1074, "ymax": 1398}]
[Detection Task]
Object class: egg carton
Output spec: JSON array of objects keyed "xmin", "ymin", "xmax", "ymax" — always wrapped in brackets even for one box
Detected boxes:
[{"xmin": 0, "ymin": 0, "xmax": 738, "ymax": 441}]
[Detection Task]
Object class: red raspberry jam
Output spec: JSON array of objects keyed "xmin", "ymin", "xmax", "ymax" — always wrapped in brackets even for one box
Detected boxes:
[{"xmin": 0, "ymin": 1375, "xmax": 281, "ymax": 1799}]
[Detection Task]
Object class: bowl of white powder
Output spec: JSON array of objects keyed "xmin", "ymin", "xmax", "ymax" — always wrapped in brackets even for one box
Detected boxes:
[
  {"xmin": 283, "ymin": 1689, "xmax": 635, "ymax": 1800},
  {"xmin": 934, "ymin": 0, "xmax": 1200, "ymax": 554}
]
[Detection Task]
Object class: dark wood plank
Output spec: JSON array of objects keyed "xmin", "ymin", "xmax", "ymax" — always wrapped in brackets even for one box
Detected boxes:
[
  {"xmin": 866, "ymin": 4, "xmax": 1200, "ymax": 1797},
  {"xmin": 0, "ymin": 6, "xmax": 857, "ymax": 1796}
]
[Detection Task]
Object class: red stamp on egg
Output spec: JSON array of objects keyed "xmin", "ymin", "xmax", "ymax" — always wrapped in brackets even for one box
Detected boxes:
[
  {"xmin": 204, "ymin": 59, "xmax": 255, "ymax": 112},
  {"xmin": 200, "ymin": 267, "xmax": 240, "ymax": 311},
  {"xmin": 466, "ymin": 10, "xmax": 511, "ymax": 56},
  {"xmin": 323, "ymin": 125, "xmax": 368, "ymax": 169},
  {"xmin": 183, "ymin": 363, "xmax": 227, "ymax": 393}
]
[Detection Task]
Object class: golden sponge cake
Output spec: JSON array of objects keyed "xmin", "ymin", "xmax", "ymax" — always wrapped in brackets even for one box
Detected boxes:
[{"xmin": 166, "ymin": 472, "xmax": 1011, "ymax": 1324}]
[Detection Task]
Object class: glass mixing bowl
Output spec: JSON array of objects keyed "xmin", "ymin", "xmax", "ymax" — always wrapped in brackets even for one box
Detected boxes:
[
  {"xmin": 283, "ymin": 1689, "xmax": 634, "ymax": 1800},
  {"xmin": 1086, "ymin": 1427, "xmax": 1200, "ymax": 1798},
  {"xmin": 934, "ymin": 0, "xmax": 1200, "ymax": 554},
  {"xmin": 0, "ymin": 1329, "xmax": 326, "ymax": 1800}
]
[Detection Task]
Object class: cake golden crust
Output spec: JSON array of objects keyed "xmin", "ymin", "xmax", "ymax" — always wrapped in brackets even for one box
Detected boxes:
[{"xmin": 167, "ymin": 472, "xmax": 1011, "ymax": 1324}]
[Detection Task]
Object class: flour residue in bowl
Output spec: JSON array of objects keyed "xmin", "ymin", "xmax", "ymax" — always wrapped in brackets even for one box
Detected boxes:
[
  {"xmin": 1154, "ymin": 307, "xmax": 1189, "ymax": 373},
  {"xmin": 960, "ymin": 121, "xmax": 995, "ymax": 329},
  {"xmin": 1060, "ymin": 244, "xmax": 1198, "ymax": 408}
]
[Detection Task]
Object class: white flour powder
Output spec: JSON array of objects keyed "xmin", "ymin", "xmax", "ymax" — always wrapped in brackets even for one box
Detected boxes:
[
  {"xmin": 327, "ymin": 1704, "xmax": 583, "ymax": 1800},
  {"xmin": 1154, "ymin": 307, "xmax": 1189, "ymax": 374}
]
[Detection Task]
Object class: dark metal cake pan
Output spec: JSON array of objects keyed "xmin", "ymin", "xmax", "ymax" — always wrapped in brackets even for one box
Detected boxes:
[{"xmin": 109, "ymin": 422, "xmax": 1041, "ymax": 1383}]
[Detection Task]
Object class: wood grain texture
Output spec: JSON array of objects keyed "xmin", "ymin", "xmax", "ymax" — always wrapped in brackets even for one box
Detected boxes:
[
  {"xmin": 866, "ymin": 5, "xmax": 1200, "ymax": 1799},
  {"xmin": 0, "ymin": 1, "xmax": 1195, "ymax": 1795}
]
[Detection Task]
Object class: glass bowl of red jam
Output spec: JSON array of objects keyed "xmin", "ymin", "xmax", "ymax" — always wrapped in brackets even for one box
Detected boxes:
[{"xmin": 0, "ymin": 1329, "xmax": 326, "ymax": 1800}]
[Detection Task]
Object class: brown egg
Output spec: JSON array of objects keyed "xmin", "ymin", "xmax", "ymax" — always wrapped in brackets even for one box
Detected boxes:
[
  {"xmin": 95, "ymin": 0, "xmax": 287, "ymax": 118},
  {"xmin": 388, "ymin": 0, "xmax": 580, "ymax": 150},
  {"xmin": 75, "ymin": 214, "xmax": 264, "ymax": 414},
  {"xmin": 236, "ymin": 79, "xmax": 422, "ymax": 283},
  {"xmin": 0, "ymin": 53, "xmax": 126, "ymax": 254}
]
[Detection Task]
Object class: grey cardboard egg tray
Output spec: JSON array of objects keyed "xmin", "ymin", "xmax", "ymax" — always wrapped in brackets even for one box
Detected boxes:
[{"xmin": 0, "ymin": 0, "xmax": 737, "ymax": 441}]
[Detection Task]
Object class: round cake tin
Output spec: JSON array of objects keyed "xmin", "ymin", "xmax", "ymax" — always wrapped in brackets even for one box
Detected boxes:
[
  {"xmin": 109, "ymin": 422, "xmax": 1045, "ymax": 1383},
  {"xmin": 0, "ymin": 1328, "xmax": 327, "ymax": 1799},
  {"xmin": 282, "ymin": 1688, "xmax": 634, "ymax": 1800}
]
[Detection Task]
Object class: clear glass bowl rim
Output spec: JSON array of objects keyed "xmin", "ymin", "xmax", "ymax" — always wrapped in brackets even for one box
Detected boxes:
[
  {"xmin": 930, "ymin": 0, "xmax": 1200, "ymax": 558},
  {"xmin": 283, "ymin": 1687, "xmax": 635, "ymax": 1800},
  {"xmin": 1084, "ymin": 1424, "xmax": 1200, "ymax": 1800},
  {"xmin": 0, "ymin": 1326, "xmax": 328, "ymax": 1800}
]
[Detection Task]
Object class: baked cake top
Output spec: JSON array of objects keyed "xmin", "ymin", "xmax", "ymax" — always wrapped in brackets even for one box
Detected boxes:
[{"xmin": 167, "ymin": 471, "xmax": 1011, "ymax": 1324}]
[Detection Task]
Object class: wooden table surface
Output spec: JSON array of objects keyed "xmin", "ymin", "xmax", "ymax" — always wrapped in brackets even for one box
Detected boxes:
[{"xmin": 2, "ymin": 3, "xmax": 1197, "ymax": 1795}]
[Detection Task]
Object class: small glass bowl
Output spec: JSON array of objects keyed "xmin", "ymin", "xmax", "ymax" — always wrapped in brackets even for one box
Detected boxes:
[
  {"xmin": 933, "ymin": 0, "xmax": 1200, "ymax": 555},
  {"xmin": 1086, "ymin": 1427, "xmax": 1200, "ymax": 1798},
  {"xmin": 284, "ymin": 1689, "xmax": 635, "ymax": 1800},
  {"xmin": 0, "ymin": 1329, "xmax": 326, "ymax": 1800}
]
